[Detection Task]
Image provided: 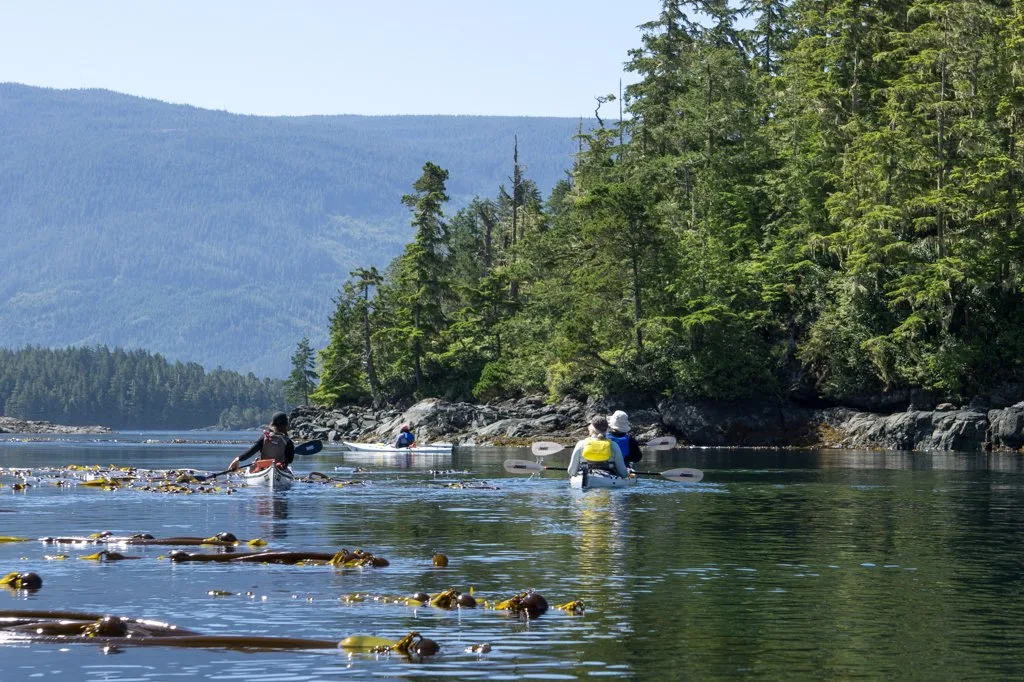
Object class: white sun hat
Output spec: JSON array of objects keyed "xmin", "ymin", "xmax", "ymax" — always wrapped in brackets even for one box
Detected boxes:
[{"xmin": 607, "ymin": 410, "xmax": 631, "ymax": 433}]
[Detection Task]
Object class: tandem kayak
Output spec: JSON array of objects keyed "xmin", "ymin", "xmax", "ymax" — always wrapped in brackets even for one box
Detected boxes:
[
  {"xmin": 342, "ymin": 442, "xmax": 454, "ymax": 455},
  {"xmin": 241, "ymin": 460, "xmax": 294, "ymax": 490},
  {"xmin": 569, "ymin": 468, "xmax": 638, "ymax": 490}
]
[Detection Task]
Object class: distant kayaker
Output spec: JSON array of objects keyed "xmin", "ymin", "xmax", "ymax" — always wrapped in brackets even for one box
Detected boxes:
[
  {"xmin": 394, "ymin": 423, "xmax": 415, "ymax": 449},
  {"xmin": 606, "ymin": 410, "xmax": 643, "ymax": 469},
  {"xmin": 228, "ymin": 412, "xmax": 295, "ymax": 471},
  {"xmin": 567, "ymin": 416, "xmax": 628, "ymax": 478}
]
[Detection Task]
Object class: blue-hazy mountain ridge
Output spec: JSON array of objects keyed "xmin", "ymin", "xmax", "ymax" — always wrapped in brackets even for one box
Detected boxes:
[{"xmin": 0, "ymin": 84, "xmax": 583, "ymax": 376}]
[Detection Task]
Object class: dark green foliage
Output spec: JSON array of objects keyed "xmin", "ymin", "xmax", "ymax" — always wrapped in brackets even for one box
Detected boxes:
[
  {"xmin": 284, "ymin": 337, "xmax": 317, "ymax": 406},
  {"xmin": 0, "ymin": 346, "xmax": 283, "ymax": 429},
  {"xmin": 319, "ymin": 1, "xmax": 1024, "ymax": 407}
]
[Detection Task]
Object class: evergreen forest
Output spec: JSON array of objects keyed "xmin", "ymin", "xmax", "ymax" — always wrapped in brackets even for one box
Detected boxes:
[
  {"xmin": 315, "ymin": 0, "xmax": 1024, "ymax": 410},
  {"xmin": 0, "ymin": 346, "xmax": 284, "ymax": 429}
]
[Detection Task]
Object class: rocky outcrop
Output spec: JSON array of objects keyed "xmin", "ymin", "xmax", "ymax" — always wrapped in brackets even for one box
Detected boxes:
[
  {"xmin": 289, "ymin": 395, "xmax": 664, "ymax": 446},
  {"xmin": 826, "ymin": 409, "xmax": 990, "ymax": 452},
  {"xmin": 0, "ymin": 417, "xmax": 112, "ymax": 435},
  {"xmin": 288, "ymin": 396, "xmax": 1024, "ymax": 453},
  {"xmin": 988, "ymin": 405, "xmax": 1024, "ymax": 450},
  {"xmin": 657, "ymin": 398, "xmax": 820, "ymax": 447}
]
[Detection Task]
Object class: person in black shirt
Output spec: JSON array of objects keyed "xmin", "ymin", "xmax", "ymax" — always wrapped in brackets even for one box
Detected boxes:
[{"xmin": 228, "ymin": 412, "xmax": 295, "ymax": 471}]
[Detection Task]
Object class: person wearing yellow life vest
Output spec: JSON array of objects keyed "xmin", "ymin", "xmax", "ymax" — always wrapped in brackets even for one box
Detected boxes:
[{"xmin": 567, "ymin": 415, "xmax": 629, "ymax": 478}]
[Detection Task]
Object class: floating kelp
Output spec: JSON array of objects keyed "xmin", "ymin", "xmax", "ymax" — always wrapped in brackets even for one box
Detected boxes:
[
  {"xmin": 1, "ymin": 573, "xmax": 42, "ymax": 590},
  {"xmin": 337, "ymin": 588, "xmax": 576, "ymax": 619},
  {"xmin": 437, "ymin": 481, "xmax": 500, "ymax": 489},
  {"xmin": 40, "ymin": 532, "xmax": 265, "ymax": 547},
  {"xmin": 339, "ymin": 631, "xmax": 440, "ymax": 657},
  {"xmin": 0, "ymin": 610, "xmax": 440, "ymax": 656},
  {"xmin": 79, "ymin": 550, "xmax": 142, "ymax": 561},
  {"xmin": 426, "ymin": 588, "xmax": 477, "ymax": 609},
  {"xmin": 295, "ymin": 472, "xmax": 370, "ymax": 487},
  {"xmin": 493, "ymin": 591, "xmax": 549, "ymax": 619},
  {"xmin": 554, "ymin": 599, "xmax": 585, "ymax": 615},
  {"xmin": 169, "ymin": 548, "xmax": 388, "ymax": 567},
  {"xmin": 1, "ymin": 465, "xmax": 241, "ymax": 495}
]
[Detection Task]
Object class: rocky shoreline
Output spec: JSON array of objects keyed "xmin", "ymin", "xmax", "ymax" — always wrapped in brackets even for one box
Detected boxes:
[
  {"xmin": 289, "ymin": 395, "xmax": 1024, "ymax": 454},
  {"xmin": 0, "ymin": 417, "xmax": 113, "ymax": 435}
]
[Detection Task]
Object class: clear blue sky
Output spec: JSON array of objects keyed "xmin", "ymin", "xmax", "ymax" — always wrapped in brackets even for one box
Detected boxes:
[{"xmin": 0, "ymin": 0, "xmax": 661, "ymax": 117}]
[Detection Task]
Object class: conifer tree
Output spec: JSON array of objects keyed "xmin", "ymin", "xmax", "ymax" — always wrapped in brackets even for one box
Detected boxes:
[{"xmin": 285, "ymin": 337, "xmax": 317, "ymax": 406}]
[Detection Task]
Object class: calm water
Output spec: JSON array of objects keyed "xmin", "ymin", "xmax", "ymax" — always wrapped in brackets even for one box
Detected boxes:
[{"xmin": 2, "ymin": 432, "xmax": 1024, "ymax": 680}]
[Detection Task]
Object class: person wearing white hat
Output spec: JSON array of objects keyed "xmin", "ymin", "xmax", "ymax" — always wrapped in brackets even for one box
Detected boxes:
[
  {"xmin": 567, "ymin": 415, "xmax": 629, "ymax": 478},
  {"xmin": 606, "ymin": 410, "xmax": 643, "ymax": 469}
]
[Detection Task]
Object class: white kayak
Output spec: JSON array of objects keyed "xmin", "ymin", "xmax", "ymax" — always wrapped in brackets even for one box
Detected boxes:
[
  {"xmin": 569, "ymin": 468, "xmax": 638, "ymax": 490},
  {"xmin": 342, "ymin": 441, "xmax": 454, "ymax": 455},
  {"xmin": 241, "ymin": 460, "xmax": 295, "ymax": 490}
]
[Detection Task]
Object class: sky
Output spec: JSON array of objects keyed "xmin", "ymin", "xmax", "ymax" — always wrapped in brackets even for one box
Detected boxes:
[{"xmin": 0, "ymin": 0, "xmax": 662, "ymax": 118}]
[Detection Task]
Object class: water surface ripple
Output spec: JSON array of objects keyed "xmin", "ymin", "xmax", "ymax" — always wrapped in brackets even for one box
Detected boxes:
[{"xmin": 2, "ymin": 433, "xmax": 1023, "ymax": 680}]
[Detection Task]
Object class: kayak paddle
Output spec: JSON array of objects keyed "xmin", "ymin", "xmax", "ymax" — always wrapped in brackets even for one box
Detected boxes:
[
  {"xmin": 531, "ymin": 435, "xmax": 677, "ymax": 458},
  {"xmin": 502, "ymin": 458, "xmax": 703, "ymax": 483},
  {"xmin": 194, "ymin": 439, "xmax": 323, "ymax": 481}
]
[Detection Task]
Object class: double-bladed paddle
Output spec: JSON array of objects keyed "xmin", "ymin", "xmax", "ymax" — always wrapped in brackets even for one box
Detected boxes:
[
  {"xmin": 530, "ymin": 435, "xmax": 678, "ymax": 458},
  {"xmin": 502, "ymin": 458, "xmax": 703, "ymax": 483},
  {"xmin": 194, "ymin": 439, "xmax": 323, "ymax": 482}
]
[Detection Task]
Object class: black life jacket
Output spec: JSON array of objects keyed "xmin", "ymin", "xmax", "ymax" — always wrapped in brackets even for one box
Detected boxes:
[{"xmin": 260, "ymin": 430, "xmax": 289, "ymax": 465}]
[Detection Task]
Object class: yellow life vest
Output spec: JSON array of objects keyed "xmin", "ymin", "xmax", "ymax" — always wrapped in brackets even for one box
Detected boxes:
[{"xmin": 582, "ymin": 437, "xmax": 613, "ymax": 462}]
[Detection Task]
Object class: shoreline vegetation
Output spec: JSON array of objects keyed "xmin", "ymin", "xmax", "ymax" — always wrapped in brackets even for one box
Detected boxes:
[
  {"xmin": 304, "ymin": 4, "xmax": 1024, "ymax": 438},
  {"xmin": 8, "ymin": 5, "xmax": 1024, "ymax": 452}
]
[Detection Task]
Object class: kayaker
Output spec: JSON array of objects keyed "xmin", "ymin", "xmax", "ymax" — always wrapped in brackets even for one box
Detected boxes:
[
  {"xmin": 228, "ymin": 412, "xmax": 295, "ymax": 472},
  {"xmin": 394, "ymin": 423, "xmax": 415, "ymax": 449},
  {"xmin": 567, "ymin": 416, "xmax": 628, "ymax": 478},
  {"xmin": 606, "ymin": 410, "xmax": 643, "ymax": 469}
]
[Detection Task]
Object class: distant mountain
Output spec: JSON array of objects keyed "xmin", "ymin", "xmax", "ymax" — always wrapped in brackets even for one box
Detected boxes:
[{"xmin": 0, "ymin": 84, "xmax": 584, "ymax": 376}]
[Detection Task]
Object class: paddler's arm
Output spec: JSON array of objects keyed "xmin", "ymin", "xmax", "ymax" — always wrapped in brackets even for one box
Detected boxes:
[
  {"xmin": 610, "ymin": 442, "xmax": 628, "ymax": 478},
  {"xmin": 285, "ymin": 439, "xmax": 295, "ymax": 464},
  {"xmin": 229, "ymin": 437, "xmax": 264, "ymax": 471},
  {"xmin": 567, "ymin": 442, "xmax": 584, "ymax": 476}
]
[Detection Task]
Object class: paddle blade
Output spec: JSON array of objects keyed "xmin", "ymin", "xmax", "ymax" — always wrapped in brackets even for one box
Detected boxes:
[
  {"xmin": 660, "ymin": 467, "xmax": 703, "ymax": 483},
  {"xmin": 503, "ymin": 459, "xmax": 544, "ymax": 474},
  {"xmin": 531, "ymin": 441, "xmax": 565, "ymax": 457},
  {"xmin": 195, "ymin": 469, "xmax": 231, "ymax": 482},
  {"xmin": 644, "ymin": 436, "xmax": 678, "ymax": 450},
  {"xmin": 295, "ymin": 440, "xmax": 323, "ymax": 456}
]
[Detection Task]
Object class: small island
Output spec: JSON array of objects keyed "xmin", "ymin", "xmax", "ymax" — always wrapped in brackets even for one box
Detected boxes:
[{"xmin": 0, "ymin": 417, "xmax": 111, "ymax": 435}]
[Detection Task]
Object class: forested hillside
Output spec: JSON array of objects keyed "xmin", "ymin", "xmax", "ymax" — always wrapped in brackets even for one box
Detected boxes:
[
  {"xmin": 0, "ymin": 84, "xmax": 583, "ymax": 376},
  {"xmin": 315, "ymin": 0, "xmax": 1024, "ymax": 410},
  {"xmin": 0, "ymin": 346, "xmax": 283, "ymax": 429}
]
